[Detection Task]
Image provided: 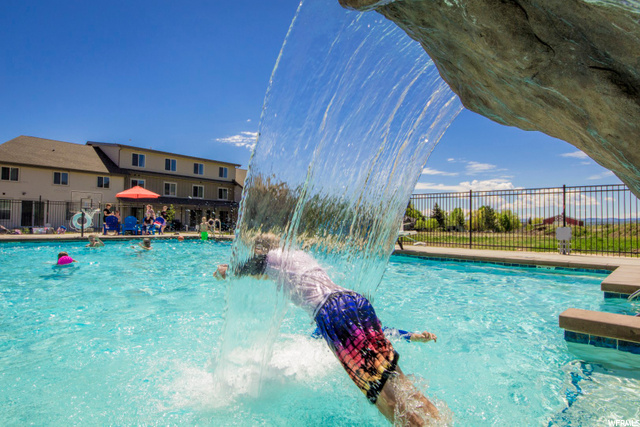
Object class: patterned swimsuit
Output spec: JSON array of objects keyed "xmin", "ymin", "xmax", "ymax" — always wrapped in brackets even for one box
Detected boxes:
[{"xmin": 264, "ymin": 250, "xmax": 398, "ymax": 403}]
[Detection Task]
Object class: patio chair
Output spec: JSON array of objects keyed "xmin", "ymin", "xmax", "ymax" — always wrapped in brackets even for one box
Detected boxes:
[
  {"xmin": 397, "ymin": 218, "xmax": 418, "ymax": 250},
  {"xmin": 103, "ymin": 215, "xmax": 120, "ymax": 235},
  {"xmin": 121, "ymin": 216, "xmax": 141, "ymax": 235}
]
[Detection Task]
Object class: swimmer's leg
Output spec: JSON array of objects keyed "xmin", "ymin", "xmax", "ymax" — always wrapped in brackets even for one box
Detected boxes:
[{"xmin": 375, "ymin": 366, "xmax": 440, "ymax": 426}]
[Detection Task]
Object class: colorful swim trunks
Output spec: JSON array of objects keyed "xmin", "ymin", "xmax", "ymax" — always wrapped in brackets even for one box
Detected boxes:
[{"xmin": 314, "ymin": 291, "xmax": 399, "ymax": 404}]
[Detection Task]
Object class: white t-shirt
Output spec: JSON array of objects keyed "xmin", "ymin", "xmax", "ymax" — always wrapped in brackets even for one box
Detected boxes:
[{"xmin": 265, "ymin": 249, "xmax": 346, "ymax": 317}]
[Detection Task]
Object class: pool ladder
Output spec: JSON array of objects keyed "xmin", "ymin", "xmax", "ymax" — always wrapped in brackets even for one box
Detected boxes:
[{"xmin": 628, "ymin": 288, "xmax": 640, "ymax": 302}]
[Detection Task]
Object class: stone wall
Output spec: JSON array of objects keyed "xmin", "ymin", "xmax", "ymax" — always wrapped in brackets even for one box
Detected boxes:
[{"xmin": 339, "ymin": 0, "xmax": 640, "ymax": 197}]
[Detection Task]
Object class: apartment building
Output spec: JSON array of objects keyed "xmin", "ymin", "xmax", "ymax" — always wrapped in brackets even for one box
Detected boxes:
[
  {"xmin": 0, "ymin": 136, "xmax": 245, "ymax": 231},
  {"xmin": 87, "ymin": 141, "xmax": 243, "ymax": 228}
]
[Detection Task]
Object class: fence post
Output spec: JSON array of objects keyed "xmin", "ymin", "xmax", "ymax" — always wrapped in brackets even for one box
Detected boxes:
[
  {"xmin": 469, "ymin": 190, "xmax": 473, "ymax": 249},
  {"xmin": 81, "ymin": 212, "xmax": 85, "ymax": 237},
  {"xmin": 562, "ymin": 184, "xmax": 567, "ymax": 227}
]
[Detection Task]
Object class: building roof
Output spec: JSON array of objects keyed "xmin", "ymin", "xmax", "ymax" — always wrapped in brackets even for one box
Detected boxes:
[
  {"xmin": 0, "ymin": 136, "xmax": 125, "ymax": 175},
  {"xmin": 87, "ymin": 141, "xmax": 241, "ymax": 167}
]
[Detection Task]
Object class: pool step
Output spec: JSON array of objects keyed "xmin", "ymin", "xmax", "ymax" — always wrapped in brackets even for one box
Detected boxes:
[
  {"xmin": 559, "ymin": 308, "xmax": 640, "ymax": 354},
  {"xmin": 601, "ymin": 266, "xmax": 640, "ymax": 298}
]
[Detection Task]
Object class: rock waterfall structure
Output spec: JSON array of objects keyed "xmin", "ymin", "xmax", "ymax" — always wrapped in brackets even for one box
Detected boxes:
[{"xmin": 339, "ymin": 0, "xmax": 640, "ymax": 197}]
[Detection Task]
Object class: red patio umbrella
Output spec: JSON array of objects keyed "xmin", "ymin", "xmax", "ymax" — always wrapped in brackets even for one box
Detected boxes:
[{"xmin": 116, "ymin": 186, "xmax": 160, "ymax": 199}]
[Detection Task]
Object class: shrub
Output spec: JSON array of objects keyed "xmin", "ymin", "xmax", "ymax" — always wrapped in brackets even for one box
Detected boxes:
[
  {"xmin": 497, "ymin": 210, "xmax": 521, "ymax": 232},
  {"xmin": 405, "ymin": 202, "xmax": 425, "ymax": 221},
  {"xmin": 447, "ymin": 207, "xmax": 466, "ymax": 231}
]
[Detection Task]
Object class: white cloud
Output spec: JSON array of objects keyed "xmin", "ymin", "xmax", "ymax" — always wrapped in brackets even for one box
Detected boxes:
[
  {"xmin": 415, "ymin": 179, "xmax": 516, "ymax": 192},
  {"xmin": 214, "ymin": 131, "xmax": 258, "ymax": 150},
  {"xmin": 465, "ymin": 161, "xmax": 496, "ymax": 174},
  {"xmin": 447, "ymin": 158, "xmax": 455, "ymax": 162},
  {"xmin": 421, "ymin": 167, "xmax": 458, "ymax": 176},
  {"xmin": 587, "ymin": 171, "xmax": 615, "ymax": 180},
  {"xmin": 560, "ymin": 151, "xmax": 589, "ymax": 159}
]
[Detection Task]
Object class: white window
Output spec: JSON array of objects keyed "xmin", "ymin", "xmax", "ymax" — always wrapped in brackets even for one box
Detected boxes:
[
  {"xmin": 131, "ymin": 179, "xmax": 145, "ymax": 188},
  {"xmin": 218, "ymin": 188, "xmax": 228, "ymax": 200},
  {"xmin": 97, "ymin": 176, "xmax": 110, "ymax": 188},
  {"xmin": 219, "ymin": 167, "xmax": 228, "ymax": 178},
  {"xmin": 53, "ymin": 171, "xmax": 69, "ymax": 185},
  {"xmin": 132, "ymin": 153, "xmax": 146, "ymax": 167},
  {"xmin": 1, "ymin": 166, "xmax": 19, "ymax": 181},
  {"xmin": 165, "ymin": 158, "xmax": 177, "ymax": 171},
  {"xmin": 192, "ymin": 185, "xmax": 204, "ymax": 198},
  {"xmin": 194, "ymin": 163, "xmax": 204, "ymax": 175},
  {"xmin": 164, "ymin": 182, "xmax": 177, "ymax": 196}
]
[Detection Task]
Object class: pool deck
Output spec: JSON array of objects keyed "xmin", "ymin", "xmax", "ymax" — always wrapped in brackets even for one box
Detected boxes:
[{"xmin": 394, "ymin": 244, "xmax": 640, "ymax": 270}]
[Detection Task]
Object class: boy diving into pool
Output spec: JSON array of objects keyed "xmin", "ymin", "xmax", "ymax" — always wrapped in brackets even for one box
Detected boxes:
[{"xmin": 214, "ymin": 236, "xmax": 440, "ymax": 425}]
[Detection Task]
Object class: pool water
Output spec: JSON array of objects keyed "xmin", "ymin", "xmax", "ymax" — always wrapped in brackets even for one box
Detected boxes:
[{"xmin": 0, "ymin": 240, "xmax": 638, "ymax": 425}]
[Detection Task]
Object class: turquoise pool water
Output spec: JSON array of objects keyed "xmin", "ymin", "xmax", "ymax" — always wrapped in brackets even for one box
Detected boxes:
[{"xmin": 0, "ymin": 240, "xmax": 638, "ymax": 425}]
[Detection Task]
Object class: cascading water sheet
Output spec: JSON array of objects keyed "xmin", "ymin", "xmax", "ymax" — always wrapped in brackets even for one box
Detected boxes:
[{"xmin": 213, "ymin": 0, "xmax": 462, "ymax": 399}]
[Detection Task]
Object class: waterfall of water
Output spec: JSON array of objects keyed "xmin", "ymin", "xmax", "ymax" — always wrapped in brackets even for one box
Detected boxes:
[{"xmin": 212, "ymin": 0, "xmax": 462, "ymax": 399}]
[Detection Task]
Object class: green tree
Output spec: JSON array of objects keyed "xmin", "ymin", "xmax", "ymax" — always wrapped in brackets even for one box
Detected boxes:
[
  {"xmin": 447, "ymin": 207, "xmax": 466, "ymax": 231},
  {"xmin": 166, "ymin": 204, "xmax": 176, "ymax": 222},
  {"xmin": 405, "ymin": 202, "xmax": 425, "ymax": 221},
  {"xmin": 470, "ymin": 206, "xmax": 497, "ymax": 231},
  {"xmin": 497, "ymin": 210, "xmax": 521, "ymax": 232},
  {"xmin": 431, "ymin": 203, "xmax": 446, "ymax": 230}
]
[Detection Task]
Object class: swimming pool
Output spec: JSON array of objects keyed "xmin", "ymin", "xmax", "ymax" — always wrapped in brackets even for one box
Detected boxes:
[{"xmin": 0, "ymin": 240, "xmax": 638, "ymax": 425}]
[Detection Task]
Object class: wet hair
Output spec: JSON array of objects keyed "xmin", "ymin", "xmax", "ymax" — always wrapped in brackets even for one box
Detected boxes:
[
  {"xmin": 234, "ymin": 254, "xmax": 268, "ymax": 277},
  {"xmin": 142, "ymin": 238, "xmax": 151, "ymax": 247},
  {"xmin": 58, "ymin": 251, "xmax": 68, "ymax": 259}
]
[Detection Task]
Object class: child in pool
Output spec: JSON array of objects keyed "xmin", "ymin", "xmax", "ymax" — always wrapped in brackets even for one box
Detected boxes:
[
  {"xmin": 86, "ymin": 235, "xmax": 105, "ymax": 248},
  {"xmin": 57, "ymin": 251, "xmax": 77, "ymax": 265},
  {"xmin": 132, "ymin": 238, "xmax": 152, "ymax": 251},
  {"xmin": 214, "ymin": 236, "xmax": 441, "ymax": 425}
]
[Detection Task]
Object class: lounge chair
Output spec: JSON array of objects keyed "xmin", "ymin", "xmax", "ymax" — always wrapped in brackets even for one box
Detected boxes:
[
  {"xmin": 103, "ymin": 215, "xmax": 120, "ymax": 235},
  {"xmin": 397, "ymin": 219, "xmax": 418, "ymax": 250}
]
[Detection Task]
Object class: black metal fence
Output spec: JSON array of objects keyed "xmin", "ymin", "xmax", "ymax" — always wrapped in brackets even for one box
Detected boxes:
[
  {"xmin": 0, "ymin": 199, "xmax": 238, "ymax": 235},
  {"xmin": 0, "ymin": 199, "xmax": 101, "ymax": 234},
  {"xmin": 406, "ymin": 184, "xmax": 639, "ymax": 257}
]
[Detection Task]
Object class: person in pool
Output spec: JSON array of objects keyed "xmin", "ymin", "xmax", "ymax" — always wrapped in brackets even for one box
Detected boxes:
[
  {"xmin": 132, "ymin": 238, "xmax": 152, "ymax": 251},
  {"xmin": 57, "ymin": 251, "xmax": 77, "ymax": 265},
  {"xmin": 86, "ymin": 235, "xmax": 105, "ymax": 248},
  {"xmin": 214, "ymin": 236, "xmax": 441, "ymax": 425}
]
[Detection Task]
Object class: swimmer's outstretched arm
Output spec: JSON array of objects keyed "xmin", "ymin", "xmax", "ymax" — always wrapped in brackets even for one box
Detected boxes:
[{"xmin": 311, "ymin": 326, "xmax": 437, "ymax": 343}]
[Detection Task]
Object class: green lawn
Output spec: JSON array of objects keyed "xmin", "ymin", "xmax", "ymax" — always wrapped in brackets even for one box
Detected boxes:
[{"xmin": 401, "ymin": 224, "xmax": 639, "ymax": 256}]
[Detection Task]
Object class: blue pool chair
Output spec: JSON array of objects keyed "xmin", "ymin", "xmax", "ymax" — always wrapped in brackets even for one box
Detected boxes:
[
  {"xmin": 103, "ymin": 215, "xmax": 120, "ymax": 235},
  {"xmin": 121, "ymin": 216, "xmax": 141, "ymax": 235}
]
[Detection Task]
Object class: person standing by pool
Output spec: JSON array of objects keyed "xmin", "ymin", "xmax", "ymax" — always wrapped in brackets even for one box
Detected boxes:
[
  {"xmin": 214, "ymin": 236, "xmax": 441, "ymax": 426},
  {"xmin": 160, "ymin": 206, "xmax": 169, "ymax": 233},
  {"xmin": 145, "ymin": 205, "xmax": 156, "ymax": 220}
]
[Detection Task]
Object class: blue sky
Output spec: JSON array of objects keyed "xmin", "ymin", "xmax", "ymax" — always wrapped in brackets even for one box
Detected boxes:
[{"xmin": 0, "ymin": 0, "xmax": 622, "ymax": 191}]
